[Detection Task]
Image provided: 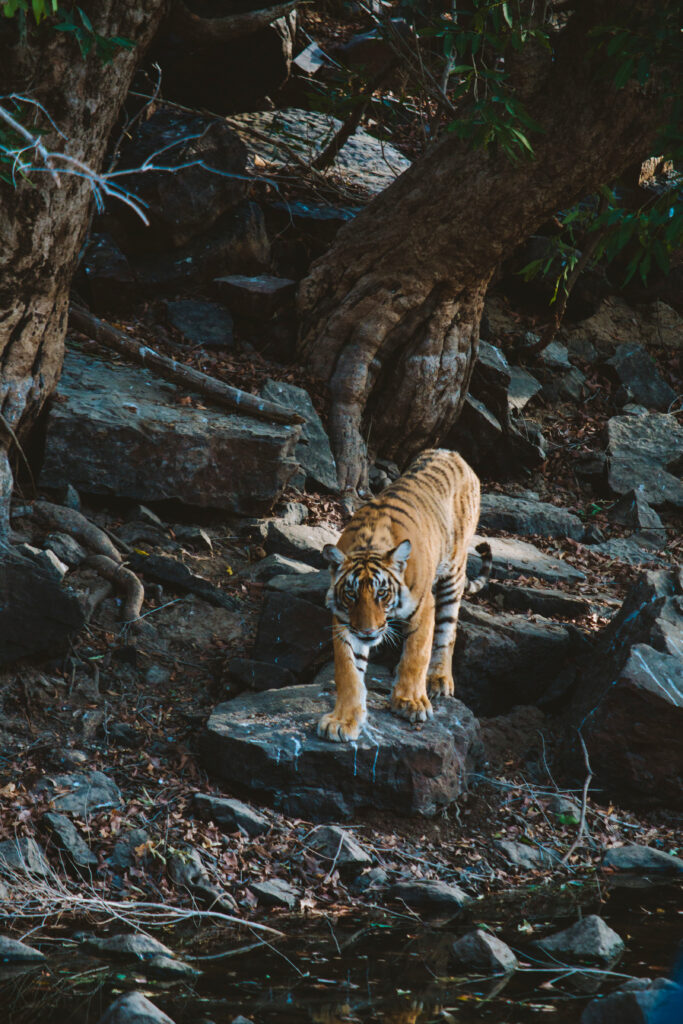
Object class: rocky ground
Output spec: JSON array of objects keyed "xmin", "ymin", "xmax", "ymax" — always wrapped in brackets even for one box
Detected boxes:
[{"xmin": 1, "ymin": 11, "xmax": 682, "ymax": 1022}]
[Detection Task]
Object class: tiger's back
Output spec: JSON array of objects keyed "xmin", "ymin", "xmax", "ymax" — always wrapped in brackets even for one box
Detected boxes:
[{"xmin": 319, "ymin": 449, "xmax": 491, "ymax": 742}]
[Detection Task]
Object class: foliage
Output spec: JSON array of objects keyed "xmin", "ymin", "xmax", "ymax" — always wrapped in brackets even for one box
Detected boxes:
[{"xmin": 1, "ymin": 1, "xmax": 133, "ymax": 63}]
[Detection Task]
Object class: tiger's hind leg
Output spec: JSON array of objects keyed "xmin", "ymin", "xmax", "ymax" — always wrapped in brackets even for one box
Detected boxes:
[{"xmin": 426, "ymin": 558, "xmax": 467, "ymax": 698}]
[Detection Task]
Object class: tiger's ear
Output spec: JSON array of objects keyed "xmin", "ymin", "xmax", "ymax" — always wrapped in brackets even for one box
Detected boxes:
[
  {"xmin": 322, "ymin": 544, "xmax": 345, "ymax": 572},
  {"xmin": 388, "ymin": 539, "xmax": 411, "ymax": 571}
]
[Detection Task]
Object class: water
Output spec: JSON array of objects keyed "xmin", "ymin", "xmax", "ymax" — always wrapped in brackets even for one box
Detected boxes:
[{"xmin": 1, "ymin": 881, "xmax": 680, "ymax": 1023}]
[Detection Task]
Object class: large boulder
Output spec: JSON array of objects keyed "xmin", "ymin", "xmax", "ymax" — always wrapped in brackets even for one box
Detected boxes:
[
  {"xmin": 40, "ymin": 350, "xmax": 300, "ymax": 515},
  {"xmin": 110, "ymin": 108, "xmax": 248, "ymax": 250},
  {"xmin": 261, "ymin": 379, "xmax": 337, "ymax": 492},
  {"xmin": 564, "ymin": 570, "xmax": 683, "ymax": 808},
  {"xmin": 605, "ymin": 412, "xmax": 683, "ymax": 508},
  {"xmin": 606, "ymin": 344, "xmax": 676, "ymax": 411},
  {"xmin": 201, "ymin": 681, "xmax": 482, "ymax": 820},
  {"xmin": 0, "ymin": 556, "xmax": 84, "ymax": 667},
  {"xmin": 479, "ymin": 494, "xmax": 584, "ymax": 541}
]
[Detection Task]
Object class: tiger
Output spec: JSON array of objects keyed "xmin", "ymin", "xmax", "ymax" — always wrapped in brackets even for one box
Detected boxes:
[{"xmin": 318, "ymin": 448, "xmax": 492, "ymax": 742}]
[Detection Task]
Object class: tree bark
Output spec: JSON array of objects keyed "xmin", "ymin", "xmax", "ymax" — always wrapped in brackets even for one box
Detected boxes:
[
  {"xmin": 298, "ymin": 3, "xmax": 663, "ymax": 493},
  {"xmin": 0, "ymin": 1, "xmax": 168, "ymax": 541}
]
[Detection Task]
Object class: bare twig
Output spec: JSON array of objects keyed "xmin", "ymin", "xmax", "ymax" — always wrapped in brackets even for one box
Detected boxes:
[
  {"xmin": 69, "ymin": 306, "xmax": 305, "ymax": 427},
  {"xmin": 561, "ymin": 732, "xmax": 593, "ymax": 865}
]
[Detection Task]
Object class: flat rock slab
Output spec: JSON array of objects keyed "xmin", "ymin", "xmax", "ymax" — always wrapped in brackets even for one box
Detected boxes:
[
  {"xmin": 261, "ymin": 378, "xmax": 338, "ymax": 492},
  {"xmin": 80, "ymin": 932, "xmax": 174, "ymax": 961},
  {"xmin": 391, "ymin": 879, "xmax": 470, "ymax": 913},
  {"xmin": 43, "ymin": 812, "xmax": 97, "ymax": 869},
  {"xmin": 201, "ymin": 682, "xmax": 481, "ymax": 821},
  {"xmin": 228, "ymin": 108, "xmax": 410, "ymax": 197},
  {"xmin": 0, "ymin": 838, "xmax": 50, "ymax": 877},
  {"xmin": 606, "ymin": 413, "xmax": 683, "ymax": 509},
  {"xmin": 34, "ymin": 771, "xmax": 122, "ymax": 817},
  {"xmin": 468, "ymin": 534, "xmax": 585, "ymax": 584},
  {"xmin": 193, "ymin": 793, "xmax": 270, "ymax": 837},
  {"xmin": 40, "ymin": 350, "xmax": 300, "ymax": 515},
  {"xmin": 479, "ymin": 494, "xmax": 584, "ymax": 541},
  {"xmin": 250, "ymin": 878, "xmax": 300, "ymax": 909}
]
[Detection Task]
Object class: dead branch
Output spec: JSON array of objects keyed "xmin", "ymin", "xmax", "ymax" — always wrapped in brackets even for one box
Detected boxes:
[
  {"xmin": 32, "ymin": 501, "xmax": 122, "ymax": 563},
  {"xmin": 85, "ymin": 555, "xmax": 145, "ymax": 623},
  {"xmin": 561, "ymin": 732, "xmax": 593, "ymax": 866},
  {"xmin": 69, "ymin": 306, "xmax": 305, "ymax": 427},
  {"xmin": 170, "ymin": 0, "xmax": 298, "ymax": 44}
]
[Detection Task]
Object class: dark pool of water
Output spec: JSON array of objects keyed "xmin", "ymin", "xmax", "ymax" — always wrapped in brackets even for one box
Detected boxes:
[{"xmin": 2, "ymin": 880, "xmax": 680, "ymax": 1023}]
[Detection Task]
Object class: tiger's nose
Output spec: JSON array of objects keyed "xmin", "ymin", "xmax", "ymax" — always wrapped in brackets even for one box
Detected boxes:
[{"xmin": 357, "ymin": 628, "xmax": 380, "ymax": 639}]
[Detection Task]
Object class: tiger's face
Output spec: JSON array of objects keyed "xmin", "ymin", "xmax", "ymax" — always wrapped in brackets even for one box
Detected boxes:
[{"xmin": 322, "ymin": 540, "xmax": 412, "ymax": 645}]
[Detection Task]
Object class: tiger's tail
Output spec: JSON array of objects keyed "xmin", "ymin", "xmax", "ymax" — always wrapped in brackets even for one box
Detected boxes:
[{"xmin": 465, "ymin": 541, "xmax": 492, "ymax": 595}]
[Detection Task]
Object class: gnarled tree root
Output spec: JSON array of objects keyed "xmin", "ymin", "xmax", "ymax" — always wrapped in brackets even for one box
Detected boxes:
[{"xmin": 85, "ymin": 555, "xmax": 145, "ymax": 624}]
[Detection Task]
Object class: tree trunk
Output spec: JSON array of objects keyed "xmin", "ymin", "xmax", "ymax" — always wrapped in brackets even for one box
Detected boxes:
[
  {"xmin": 0, "ymin": 1, "xmax": 168, "ymax": 541},
  {"xmin": 298, "ymin": 5, "xmax": 662, "ymax": 493}
]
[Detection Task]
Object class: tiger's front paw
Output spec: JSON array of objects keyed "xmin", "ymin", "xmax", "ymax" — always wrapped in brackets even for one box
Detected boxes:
[
  {"xmin": 317, "ymin": 707, "xmax": 365, "ymax": 742},
  {"xmin": 427, "ymin": 672, "xmax": 454, "ymax": 698},
  {"xmin": 390, "ymin": 691, "xmax": 433, "ymax": 723}
]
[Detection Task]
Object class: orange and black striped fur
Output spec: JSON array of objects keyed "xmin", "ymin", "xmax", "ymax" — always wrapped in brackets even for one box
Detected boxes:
[{"xmin": 319, "ymin": 449, "xmax": 492, "ymax": 742}]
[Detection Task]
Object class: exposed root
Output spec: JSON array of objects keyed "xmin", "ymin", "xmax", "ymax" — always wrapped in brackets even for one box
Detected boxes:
[
  {"xmin": 32, "ymin": 501, "xmax": 122, "ymax": 562},
  {"xmin": 85, "ymin": 554, "xmax": 145, "ymax": 623}
]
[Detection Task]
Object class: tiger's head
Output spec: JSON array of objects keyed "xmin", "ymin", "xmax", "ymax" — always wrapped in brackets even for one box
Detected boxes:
[{"xmin": 322, "ymin": 539, "xmax": 412, "ymax": 645}]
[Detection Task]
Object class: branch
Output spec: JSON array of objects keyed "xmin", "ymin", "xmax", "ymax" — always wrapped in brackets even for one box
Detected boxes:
[
  {"xmin": 170, "ymin": 0, "xmax": 298, "ymax": 43},
  {"xmin": 68, "ymin": 306, "xmax": 305, "ymax": 427},
  {"xmin": 560, "ymin": 732, "xmax": 593, "ymax": 866}
]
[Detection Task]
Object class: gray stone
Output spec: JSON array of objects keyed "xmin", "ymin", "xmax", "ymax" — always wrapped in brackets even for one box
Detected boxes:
[
  {"xmin": 164, "ymin": 299, "xmax": 234, "ymax": 350},
  {"xmin": 607, "ymin": 344, "xmax": 676, "ymax": 411},
  {"xmin": 591, "ymin": 537, "xmax": 665, "ymax": 565},
  {"xmin": 261, "ymin": 379, "xmax": 337, "ymax": 492},
  {"xmin": 248, "ymin": 553, "xmax": 318, "ymax": 582},
  {"xmin": 352, "ymin": 866, "xmax": 388, "ymax": 893},
  {"xmin": 266, "ymin": 570, "xmax": 330, "ymax": 606},
  {"xmin": 193, "ymin": 794, "xmax": 270, "ymax": 837},
  {"xmin": 622, "ymin": 403, "xmax": 650, "ymax": 416},
  {"xmin": 43, "ymin": 532, "xmax": 88, "ymax": 568},
  {"xmin": 0, "ymin": 557, "xmax": 83, "ymax": 667},
  {"xmin": 228, "ymin": 657, "xmax": 297, "ymax": 691},
  {"xmin": 250, "ymin": 878, "xmax": 299, "ymax": 909},
  {"xmin": 391, "ymin": 879, "xmax": 470, "ymax": 913},
  {"xmin": 456, "ymin": 605, "xmax": 576, "ymax": 715},
  {"xmin": 131, "ymin": 199, "xmax": 271, "ymax": 290},
  {"xmin": 264, "ymin": 521, "xmax": 340, "ymax": 569},
  {"xmin": 97, "ymin": 991, "xmax": 176, "ymax": 1024},
  {"xmin": 451, "ymin": 929, "xmax": 518, "ymax": 973},
  {"xmin": 508, "ymin": 366, "xmax": 542, "ymax": 412},
  {"xmin": 16, "ymin": 543, "xmax": 67, "ymax": 580},
  {"xmin": 255, "ymin": 591, "xmax": 331, "ymax": 676},
  {"xmin": 80, "ymin": 932, "xmax": 175, "ymax": 961},
  {"xmin": 581, "ymin": 977, "xmax": 682, "ymax": 1024},
  {"xmin": 41, "ymin": 350, "xmax": 301, "ymax": 515},
  {"xmin": 43, "ymin": 812, "xmax": 97, "ymax": 870},
  {"xmin": 114, "ymin": 108, "xmax": 248, "ymax": 249},
  {"xmin": 0, "ymin": 838, "xmax": 50, "ymax": 877},
  {"xmin": 145, "ymin": 955, "xmax": 201, "ymax": 980},
  {"xmin": 230, "ymin": 108, "xmax": 410, "ymax": 198},
  {"xmin": 173, "ymin": 525, "xmax": 213, "ymax": 551},
  {"xmin": 550, "ymin": 795, "xmax": 581, "ymax": 824},
  {"xmin": 602, "ymin": 845, "xmax": 683, "ymax": 876},
  {"xmin": 575, "ymin": 452, "xmax": 608, "ymax": 490},
  {"xmin": 108, "ymin": 829, "xmax": 150, "ymax": 872},
  {"xmin": 202, "ymin": 682, "xmax": 481, "ymax": 821},
  {"xmin": 446, "ymin": 395, "xmax": 503, "ymax": 472},
  {"xmin": 468, "ymin": 534, "xmax": 585, "ymax": 585},
  {"xmin": 608, "ymin": 490, "xmax": 665, "ymax": 532},
  {"xmin": 534, "ymin": 915, "xmax": 625, "ymax": 964},
  {"xmin": 127, "ymin": 553, "xmax": 238, "ymax": 611},
  {"xmin": 564, "ymin": 336, "xmax": 598, "ymax": 365},
  {"xmin": 215, "ymin": 275, "xmax": 296, "ymax": 320},
  {"xmin": 34, "ymin": 771, "xmax": 122, "ymax": 817},
  {"xmin": 277, "ymin": 501, "xmax": 309, "ymax": 525},
  {"xmin": 168, "ymin": 848, "xmax": 237, "ymax": 911},
  {"xmin": 606, "ymin": 413, "xmax": 683, "ymax": 508},
  {"xmin": 488, "ymin": 581, "xmax": 589, "ymax": 619},
  {"xmin": 538, "ymin": 340, "xmax": 572, "ymax": 371},
  {"xmin": 559, "ymin": 366, "xmax": 587, "ymax": 402},
  {"xmin": 0, "ymin": 937, "xmax": 46, "ymax": 963},
  {"xmin": 308, "ymin": 826, "xmax": 372, "ymax": 875},
  {"xmin": 479, "ymin": 494, "xmax": 584, "ymax": 540},
  {"xmin": 496, "ymin": 839, "xmax": 560, "ymax": 871}
]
